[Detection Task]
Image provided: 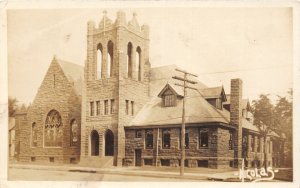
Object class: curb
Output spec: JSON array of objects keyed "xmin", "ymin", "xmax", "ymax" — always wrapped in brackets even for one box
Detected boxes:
[
  {"xmin": 10, "ymin": 165, "xmax": 210, "ymax": 181},
  {"xmin": 94, "ymin": 170, "xmax": 209, "ymax": 181}
]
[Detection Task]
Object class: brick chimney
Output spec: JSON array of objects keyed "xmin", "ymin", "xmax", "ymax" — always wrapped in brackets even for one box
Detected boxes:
[{"xmin": 230, "ymin": 78, "xmax": 243, "ymax": 167}]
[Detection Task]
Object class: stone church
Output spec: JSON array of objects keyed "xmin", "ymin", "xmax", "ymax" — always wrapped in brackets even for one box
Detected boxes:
[{"xmin": 15, "ymin": 11, "xmax": 285, "ymax": 169}]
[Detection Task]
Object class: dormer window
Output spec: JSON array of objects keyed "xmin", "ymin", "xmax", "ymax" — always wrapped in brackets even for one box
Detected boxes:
[
  {"xmin": 206, "ymin": 98, "xmax": 223, "ymax": 110},
  {"xmin": 200, "ymin": 86, "xmax": 227, "ymax": 110},
  {"xmin": 158, "ymin": 83, "xmax": 182, "ymax": 107},
  {"xmin": 163, "ymin": 92, "xmax": 176, "ymax": 107}
]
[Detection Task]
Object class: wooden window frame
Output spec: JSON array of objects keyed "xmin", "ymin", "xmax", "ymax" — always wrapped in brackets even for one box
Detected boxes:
[
  {"xmin": 136, "ymin": 130, "xmax": 142, "ymax": 138},
  {"xmin": 96, "ymin": 101, "xmax": 100, "ymax": 115},
  {"xmin": 199, "ymin": 128, "xmax": 209, "ymax": 148},
  {"xmin": 162, "ymin": 129, "xmax": 171, "ymax": 149},
  {"xmin": 104, "ymin": 100, "xmax": 109, "ymax": 115},
  {"xmin": 125, "ymin": 100, "xmax": 129, "ymax": 115},
  {"xmin": 110, "ymin": 99, "xmax": 115, "ymax": 114},
  {"xmin": 90, "ymin": 101, "xmax": 94, "ymax": 116},
  {"xmin": 145, "ymin": 129, "xmax": 153, "ymax": 149},
  {"xmin": 131, "ymin": 101, "xmax": 134, "ymax": 116}
]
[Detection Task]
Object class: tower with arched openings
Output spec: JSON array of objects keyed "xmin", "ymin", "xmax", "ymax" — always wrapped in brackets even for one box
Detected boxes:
[{"xmin": 81, "ymin": 11, "xmax": 151, "ymax": 166}]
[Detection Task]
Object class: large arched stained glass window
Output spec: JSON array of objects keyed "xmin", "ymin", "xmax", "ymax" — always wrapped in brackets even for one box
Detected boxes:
[
  {"xmin": 70, "ymin": 119, "xmax": 78, "ymax": 146},
  {"xmin": 45, "ymin": 110, "xmax": 63, "ymax": 147}
]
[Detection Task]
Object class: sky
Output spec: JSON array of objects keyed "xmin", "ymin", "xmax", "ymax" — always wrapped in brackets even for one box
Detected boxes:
[{"xmin": 7, "ymin": 7, "xmax": 293, "ymax": 105}]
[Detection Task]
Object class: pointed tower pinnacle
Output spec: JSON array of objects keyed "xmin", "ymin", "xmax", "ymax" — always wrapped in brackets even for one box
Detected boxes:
[{"xmin": 128, "ymin": 11, "xmax": 140, "ymax": 31}]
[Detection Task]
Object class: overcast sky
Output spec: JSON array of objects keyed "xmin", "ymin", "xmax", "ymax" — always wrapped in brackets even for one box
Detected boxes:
[{"xmin": 7, "ymin": 8, "xmax": 293, "ymax": 105}]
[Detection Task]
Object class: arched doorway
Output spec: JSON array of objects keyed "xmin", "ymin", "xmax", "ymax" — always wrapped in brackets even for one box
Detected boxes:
[
  {"xmin": 91, "ymin": 130, "xmax": 99, "ymax": 156},
  {"xmin": 105, "ymin": 129, "xmax": 114, "ymax": 156}
]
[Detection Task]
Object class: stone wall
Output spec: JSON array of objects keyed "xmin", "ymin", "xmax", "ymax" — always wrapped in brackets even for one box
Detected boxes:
[
  {"xmin": 82, "ymin": 11, "xmax": 150, "ymax": 166},
  {"xmin": 19, "ymin": 58, "xmax": 81, "ymax": 164},
  {"xmin": 124, "ymin": 126, "xmax": 235, "ymax": 169},
  {"xmin": 14, "ymin": 112, "xmax": 27, "ymax": 161},
  {"xmin": 217, "ymin": 128, "xmax": 235, "ymax": 168},
  {"xmin": 230, "ymin": 79, "xmax": 243, "ymax": 167}
]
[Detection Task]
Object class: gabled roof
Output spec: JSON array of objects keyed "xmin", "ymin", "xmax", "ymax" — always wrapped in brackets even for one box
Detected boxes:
[
  {"xmin": 157, "ymin": 83, "xmax": 183, "ymax": 98},
  {"xmin": 223, "ymin": 95, "xmax": 250, "ymax": 110},
  {"xmin": 56, "ymin": 59, "xmax": 83, "ymax": 82},
  {"xmin": 55, "ymin": 57, "xmax": 84, "ymax": 95},
  {"xmin": 128, "ymin": 65, "xmax": 230, "ymax": 127},
  {"xmin": 215, "ymin": 108, "xmax": 258, "ymax": 131},
  {"xmin": 149, "ymin": 65, "xmax": 207, "ymax": 97},
  {"xmin": 129, "ymin": 85, "xmax": 229, "ymax": 127},
  {"xmin": 199, "ymin": 86, "xmax": 227, "ymax": 101},
  {"xmin": 128, "ymin": 65, "xmax": 268, "ymax": 134}
]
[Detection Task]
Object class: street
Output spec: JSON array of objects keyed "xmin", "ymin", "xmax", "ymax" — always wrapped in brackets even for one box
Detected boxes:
[{"xmin": 8, "ymin": 168, "xmax": 200, "ymax": 181}]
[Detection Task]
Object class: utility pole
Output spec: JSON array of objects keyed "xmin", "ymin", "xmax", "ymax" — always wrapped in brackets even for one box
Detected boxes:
[{"xmin": 172, "ymin": 68, "xmax": 197, "ymax": 176}]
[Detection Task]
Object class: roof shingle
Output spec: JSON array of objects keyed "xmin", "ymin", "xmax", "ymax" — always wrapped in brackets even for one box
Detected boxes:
[{"xmin": 56, "ymin": 58, "xmax": 83, "ymax": 95}]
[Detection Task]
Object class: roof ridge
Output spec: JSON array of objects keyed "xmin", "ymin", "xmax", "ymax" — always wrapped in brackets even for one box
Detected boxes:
[
  {"xmin": 200, "ymin": 86, "xmax": 222, "ymax": 90},
  {"xmin": 53, "ymin": 56, "xmax": 83, "ymax": 95},
  {"xmin": 56, "ymin": 58, "xmax": 83, "ymax": 68},
  {"xmin": 151, "ymin": 64, "xmax": 178, "ymax": 69},
  {"xmin": 194, "ymin": 89, "xmax": 230, "ymax": 122}
]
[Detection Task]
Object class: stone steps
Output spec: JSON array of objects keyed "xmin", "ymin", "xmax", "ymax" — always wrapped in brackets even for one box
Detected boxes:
[{"xmin": 79, "ymin": 156, "xmax": 114, "ymax": 168}]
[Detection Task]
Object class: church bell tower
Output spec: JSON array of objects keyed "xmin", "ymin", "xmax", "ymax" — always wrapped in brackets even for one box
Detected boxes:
[{"xmin": 81, "ymin": 10, "xmax": 151, "ymax": 166}]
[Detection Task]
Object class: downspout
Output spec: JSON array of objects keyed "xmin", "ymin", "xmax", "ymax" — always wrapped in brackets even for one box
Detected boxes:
[{"xmin": 156, "ymin": 128, "xmax": 159, "ymax": 166}]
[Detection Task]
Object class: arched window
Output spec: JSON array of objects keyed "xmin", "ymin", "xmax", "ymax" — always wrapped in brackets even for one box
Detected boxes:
[
  {"xmin": 96, "ymin": 43, "xmax": 103, "ymax": 79},
  {"xmin": 91, "ymin": 130, "xmax": 99, "ymax": 156},
  {"xmin": 105, "ymin": 129, "xmax": 114, "ymax": 156},
  {"xmin": 45, "ymin": 110, "xmax": 63, "ymax": 147},
  {"xmin": 70, "ymin": 119, "xmax": 78, "ymax": 146},
  {"xmin": 107, "ymin": 41, "xmax": 114, "ymax": 78},
  {"xmin": 136, "ymin": 46, "xmax": 142, "ymax": 81},
  {"xmin": 31, "ymin": 122, "xmax": 37, "ymax": 147},
  {"xmin": 127, "ymin": 42, "xmax": 133, "ymax": 78}
]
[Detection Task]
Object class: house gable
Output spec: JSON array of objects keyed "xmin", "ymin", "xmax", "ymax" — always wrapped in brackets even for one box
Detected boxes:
[
  {"xmin": 157, "ymin": 83, "xmax": 183, "ymax": 107},
  {"xmin": 200, "ymin": 86, "xmax": 227, "ymax": 109},
  {"xmin": 21, "ymin": 56, "xmax": 82, "ymax": 160},
  {"xmin": 31, "ymin": 56, "xmax": 75, "ymax": 107}
]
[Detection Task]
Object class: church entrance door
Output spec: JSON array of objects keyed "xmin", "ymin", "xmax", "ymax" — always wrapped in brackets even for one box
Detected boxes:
[
  {"xmin": 91, "ymin": 130, "xmax": 99, "ymax": 156},
  {"xmin": 105, "ymin": 130, "xmax": 114, "ymax": 156}
]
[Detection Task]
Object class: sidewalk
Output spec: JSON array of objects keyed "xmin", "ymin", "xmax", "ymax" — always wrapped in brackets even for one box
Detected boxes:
[{"xmin": 9, "ymin": 163, "xmax": 238, "ymax": 181}]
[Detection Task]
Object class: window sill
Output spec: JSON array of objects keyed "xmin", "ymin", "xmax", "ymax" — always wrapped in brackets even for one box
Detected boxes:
[
  {"xmin": 198, "ymin": 147, "xmax": 209, "ymax": 149},
  {"xmin": 89, "ymin": 114, "xmax": 114, "ymax": 117}
]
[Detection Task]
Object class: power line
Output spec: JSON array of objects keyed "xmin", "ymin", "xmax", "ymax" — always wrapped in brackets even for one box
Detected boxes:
[
  {"xmin": 172, "ymin": 68, "xmax": 198, "ymax": 177},
  {"xmin": 198, "ymin": 64, "xmax": 292, "ymax": 75}
]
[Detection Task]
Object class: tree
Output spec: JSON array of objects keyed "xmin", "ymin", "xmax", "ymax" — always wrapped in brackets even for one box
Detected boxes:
[
  {"xmin": 251, "ymin": 94, "xmax": 277, "ymax": 168},
  {"xmin": 274, "ymin": 89, "xmax": 293, "ymax": 167},
  {"xmin": 8, "ymin": 97, "xmax": 17, "ymax": 117}
]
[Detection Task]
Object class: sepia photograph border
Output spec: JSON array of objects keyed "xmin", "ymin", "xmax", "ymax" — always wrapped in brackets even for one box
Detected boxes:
[{"xmin": 0, "ymin": 1, "xmax": 300, "ymax": 188}]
